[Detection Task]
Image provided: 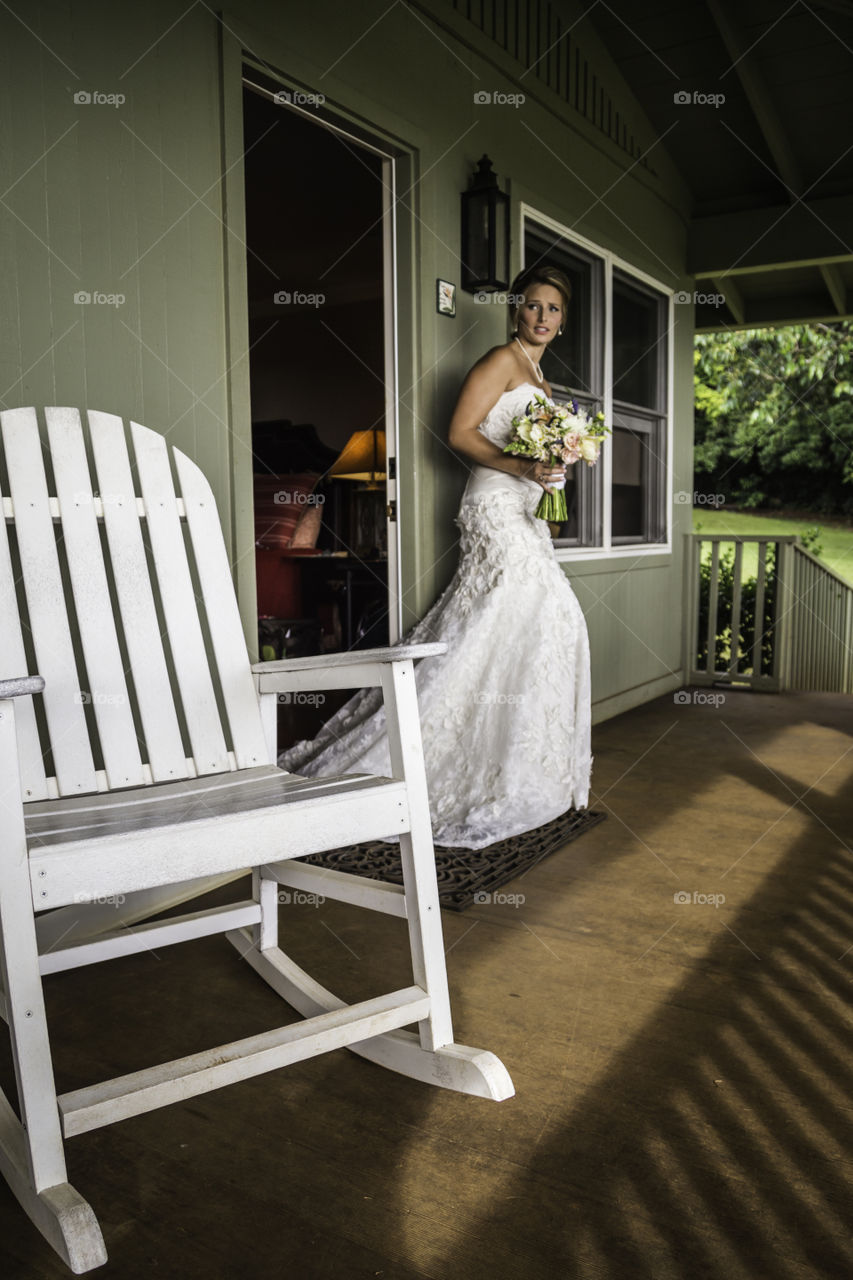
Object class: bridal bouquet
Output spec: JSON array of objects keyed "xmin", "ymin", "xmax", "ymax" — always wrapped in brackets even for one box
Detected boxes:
[{"xmin": 504, "ymin": 394, "xmax": 609, "ymax": 522}]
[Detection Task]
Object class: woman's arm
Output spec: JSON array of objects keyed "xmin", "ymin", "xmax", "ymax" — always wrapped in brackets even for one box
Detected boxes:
[{"xmin": 447, "ymin": 349, "xmax": 563, "ymax": 486}]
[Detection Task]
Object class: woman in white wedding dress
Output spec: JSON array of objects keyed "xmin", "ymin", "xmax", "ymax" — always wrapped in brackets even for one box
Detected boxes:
[{"xmin": 279, "ymin": 265, "xmax": 592, "ymax": 850}]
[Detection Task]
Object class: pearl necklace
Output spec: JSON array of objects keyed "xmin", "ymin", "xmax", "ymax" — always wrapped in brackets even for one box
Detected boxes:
[{"xmin": 514, "ymin": 336, "xmax": 544, "ymax": 383}]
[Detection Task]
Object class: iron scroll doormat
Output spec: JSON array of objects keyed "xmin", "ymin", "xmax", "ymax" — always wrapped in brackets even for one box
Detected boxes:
[{"xmin": 299, "ymin": 809, "xmax": 607, "ymax": 912}]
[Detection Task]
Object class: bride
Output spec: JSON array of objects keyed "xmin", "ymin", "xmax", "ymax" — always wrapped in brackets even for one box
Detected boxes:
[{"xmin": 279, "ymin": 264, "xmax": 592, "ymax": 850}]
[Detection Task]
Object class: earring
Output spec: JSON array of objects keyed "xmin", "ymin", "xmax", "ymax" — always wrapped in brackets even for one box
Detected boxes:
[{"xmin": 558, "ymin": 326, "xmax": 564, "ymax": 335}]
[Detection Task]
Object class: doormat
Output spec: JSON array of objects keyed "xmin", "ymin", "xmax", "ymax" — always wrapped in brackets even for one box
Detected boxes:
[{"xmin": 299, "ymin": 808, "xmax": 606, "ymax": 912}]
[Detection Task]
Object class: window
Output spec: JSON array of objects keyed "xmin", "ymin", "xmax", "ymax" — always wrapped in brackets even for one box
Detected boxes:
[
  {"xmin": 611, "ymin": 272, "xmax": 668, "ymax": 545},
  {"xmin": 523, "ymin": 216, "xmax": 670, "ymax": 552},
  {"xmin": 524, "ymin": 224, "xmax": 604, "ymax": 546}
]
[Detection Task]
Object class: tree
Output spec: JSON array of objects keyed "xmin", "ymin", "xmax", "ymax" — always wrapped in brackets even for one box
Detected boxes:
[{"xmin": 694, "ymin": 323, "xmax": 853, "ymax": 515}]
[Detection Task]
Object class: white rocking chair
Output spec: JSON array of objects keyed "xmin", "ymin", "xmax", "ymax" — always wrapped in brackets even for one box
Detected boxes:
[{"xmin": 0, "ymin": 407, "xmax": 513, "ymax": 1274}]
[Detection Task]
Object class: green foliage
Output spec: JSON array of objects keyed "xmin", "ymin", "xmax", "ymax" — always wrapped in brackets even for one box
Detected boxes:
[
  {"xmin": 696, "ymin": 543, "xmax": 777, "ymax": 676},
  {"xmin": 799, "ymin": 525, "xmax": 823, "ymax": 557},
  {"xmin": 694, "ymin": 323, "xmax": 853, "ymax": 516}
]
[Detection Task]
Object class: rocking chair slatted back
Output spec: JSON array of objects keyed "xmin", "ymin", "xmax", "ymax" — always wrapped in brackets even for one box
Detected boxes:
[
  {"xmin": 0, "ymin": 433, "xmax": 49, "ymax": 800},
  {"xmin": 47, "ymin": 409, "xmax": 147, "ymax": 791},
  {"xmin": 85, "ymin": 409, "xmax": 190, "ymax": 784},
  {"xmin": 173, "ymin": 439, "xmax": 273, "ymax": 770},
  {"xmin": 0, "ymin": 407, "xmax": 270, "ymax": 801}
]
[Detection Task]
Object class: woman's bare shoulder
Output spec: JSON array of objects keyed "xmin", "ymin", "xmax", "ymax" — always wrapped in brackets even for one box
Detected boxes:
[
  {"xmin": 465, "ymin": 344, "xmax": 516, "ymax": 390},
  {"xmin": 448, "ymin": 344, "xmax": 518, "ymax": 441}
]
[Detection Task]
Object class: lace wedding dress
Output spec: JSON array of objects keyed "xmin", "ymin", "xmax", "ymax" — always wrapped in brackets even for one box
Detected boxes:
[{"xmin": 278, "ymin": 383, "xmax": 592, "ymax": 850}]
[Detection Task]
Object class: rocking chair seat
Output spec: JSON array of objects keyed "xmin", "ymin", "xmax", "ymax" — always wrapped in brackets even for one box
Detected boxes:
[{"xmin": 26, "ymin": 766, "xmax": 407, "ymax": 909}]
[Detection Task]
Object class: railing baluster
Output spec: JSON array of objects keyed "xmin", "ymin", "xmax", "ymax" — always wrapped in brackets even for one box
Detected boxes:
[
  {"xmin": 807, "ymin": 557, "xmax": 815, "ymax": 687},
  {"xmin": 820, "ymin": 575, "xmax": 828, "ymax": 689},
  {"xmin": 706, "ymin": 541, "xmax": 720, "ymax": 676},
  {"xmin": 775, "ymin": 540, "xmax": 791, "ymax": 689},
  {"xmin": 686, "ymin": 532, "xmax": 701, "ymax": 681},
  {"xmin": 790, "ymin": 544, "xmax": 801, "ymax": 688},
  {"xmin": 729, "ymin": 541, "xmax": 743, "ymax": 677},
  {"xmin": 752, "ymin": 540, "xmax": 767, "ymax": 677},
  {"xmin": 813, "ymin": 568, "xmax": 823, "ymax": 690}
]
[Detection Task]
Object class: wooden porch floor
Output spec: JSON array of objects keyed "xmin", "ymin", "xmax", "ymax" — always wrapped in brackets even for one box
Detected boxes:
[{"xmin": 2, "ymin": 689, "xmax": 852, "ymax": 1279}]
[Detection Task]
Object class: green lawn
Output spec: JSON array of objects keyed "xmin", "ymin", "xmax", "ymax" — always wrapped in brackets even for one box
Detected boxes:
[{"xmin": 691, "ymin": 508, "xmax": 853, "ymax": 585}]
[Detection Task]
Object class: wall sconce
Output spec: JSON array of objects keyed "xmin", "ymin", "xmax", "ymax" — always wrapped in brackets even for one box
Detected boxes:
[{"xmin": 461, "ymin": 154, "xmax": 510, "ymax": 294}]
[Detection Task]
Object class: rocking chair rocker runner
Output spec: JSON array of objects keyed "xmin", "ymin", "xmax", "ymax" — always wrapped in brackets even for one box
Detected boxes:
[{"xmin": 0, "ymin": 407, "xmax": 513, "ymax": 1274}]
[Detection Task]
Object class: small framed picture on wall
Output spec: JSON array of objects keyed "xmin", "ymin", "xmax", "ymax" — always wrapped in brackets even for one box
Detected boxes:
[{"xmin": 436, "ymin": 279, "xmax": 456, "ymax": 316}]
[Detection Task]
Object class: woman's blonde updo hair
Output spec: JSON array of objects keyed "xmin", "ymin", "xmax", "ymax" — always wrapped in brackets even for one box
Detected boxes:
[{"xmin": 508, "ymin": 263, "xmax": 572, "ymax": 334}]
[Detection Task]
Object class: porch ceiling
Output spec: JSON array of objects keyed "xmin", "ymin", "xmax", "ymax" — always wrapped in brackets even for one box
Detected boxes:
[{"xmin": 578, "ymin": 0, "xmax": 853, "ymax": 331}]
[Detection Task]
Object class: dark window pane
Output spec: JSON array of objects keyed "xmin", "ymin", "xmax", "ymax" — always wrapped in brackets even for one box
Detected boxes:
[
  {"xmin": 524, "ymin": 227, "xmax": 602, "ymax": 397},
  {"xmin": 524, "ymin": 223, "xmax": 605, "ymax": 547},
  {"xmin": 613, "ymin": 274, "xmax": 663, "ymax": 410},
  {"xmin": 611, "ymin": 425, "xmax": 646, "ymax": 540}
]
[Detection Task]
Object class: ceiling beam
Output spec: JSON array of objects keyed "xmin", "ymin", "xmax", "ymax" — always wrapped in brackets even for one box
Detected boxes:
[
  {"xmin": 706, "ymin": 0, "xmax": 803, "ymax": 195},
  {"xmin": 688, "ymin": 193, "xmax": 853, "ymax": 276},
  {"xmin": 819, "ymin": 263, "xmax": 848, "ymax": 314},
  {"xmin": 712, "ymin": 275, "xmax": 745, "ymax": 324},
  {"xmin": 696, "ymin": 292, "xmax": 853, "ymax": 333}
]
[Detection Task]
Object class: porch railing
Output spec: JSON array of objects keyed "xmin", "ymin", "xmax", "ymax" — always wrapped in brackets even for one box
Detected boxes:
[{"xmin": 684, "ymin": 534, "xmax": 853, "ymax": 693}]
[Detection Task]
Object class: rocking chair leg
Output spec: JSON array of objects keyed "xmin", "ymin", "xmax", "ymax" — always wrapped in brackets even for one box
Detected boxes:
[
  {"xmin": 380, "ymin": 660, "xmax": 453, "ymax": 1052},
  {"xmin": 228, "ymin": 660, "xmax": 514, "ymax": 1103},
  {"xmin": 0, "ymin": 704, "xmax": 106, "ymax": 1272},
  {"xmin": 227, "ymin": 929, "xmax": 513, "ymax": 1101},
  {"xmin": 251, "ymin": 867, "xmax": 281, "ymax": 951}
]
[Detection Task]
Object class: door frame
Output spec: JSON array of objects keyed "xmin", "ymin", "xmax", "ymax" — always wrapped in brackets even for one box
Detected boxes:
[{"xmin": 221, "ymin": 46, "xmax": 409, "ymax": 653}]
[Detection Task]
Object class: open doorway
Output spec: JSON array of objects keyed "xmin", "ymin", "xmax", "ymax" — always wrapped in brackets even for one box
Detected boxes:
[{"xmin": 242, "ymin": 78, "xmax": 398, "ymax": 669}]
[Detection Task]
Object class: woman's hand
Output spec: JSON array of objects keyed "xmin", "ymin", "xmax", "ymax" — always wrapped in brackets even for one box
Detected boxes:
[{"xmin": 523, "ymin": 460, "xmax": 567, "ymax": 493}]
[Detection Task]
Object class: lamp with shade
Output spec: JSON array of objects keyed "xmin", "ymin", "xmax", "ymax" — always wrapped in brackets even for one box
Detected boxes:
[
  {"xmin": 329, "ymin": 427, "xmax": 388, "ymax": 555},
  {"xmin": 328, "ymin": 428, "xmax": 387, "ymax": 487}
]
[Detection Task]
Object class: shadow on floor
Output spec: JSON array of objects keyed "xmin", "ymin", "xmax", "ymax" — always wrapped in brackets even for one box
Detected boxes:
[{"xmin": 0, "ymin": 691, "xmax": 851, "ymax": 1279}]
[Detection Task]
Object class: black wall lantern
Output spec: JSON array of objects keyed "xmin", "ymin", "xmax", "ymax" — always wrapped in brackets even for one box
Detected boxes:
[{"xmin": 461, "ymin": 154, "xmax": 510, "ymax": 294}]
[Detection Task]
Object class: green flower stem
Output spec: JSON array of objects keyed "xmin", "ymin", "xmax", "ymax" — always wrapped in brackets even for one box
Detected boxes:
[{"xmin": 535, "ymin": 488, "xmax": 568, "ymax": 522}]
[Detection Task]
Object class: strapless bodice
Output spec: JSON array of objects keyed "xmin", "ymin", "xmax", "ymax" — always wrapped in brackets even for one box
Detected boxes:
[
  {"xmin": 463, "ymin": 382, "xmax": 552, "ymax": 506},
  {"xmin": 476, "ymin": 382, "xmax": 550, "ymax": 447}
]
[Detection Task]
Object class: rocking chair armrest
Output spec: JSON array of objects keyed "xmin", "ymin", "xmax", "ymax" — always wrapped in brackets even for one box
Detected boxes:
[
  {"xmin": 253, "ymin": 643, "xmax": 446, "ymax": 691},
  {"xmin": 0, "ymin": 675, "xmax": 45, "ymax": 700}
]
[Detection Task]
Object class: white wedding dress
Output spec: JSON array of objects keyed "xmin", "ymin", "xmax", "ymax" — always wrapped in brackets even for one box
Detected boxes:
[{"xmin": 278, "ymin": 383, "xmax": 592, "ymax": 850}]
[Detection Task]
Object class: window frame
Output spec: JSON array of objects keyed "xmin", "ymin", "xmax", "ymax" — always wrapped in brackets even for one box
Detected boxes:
[{"xmin": 521, "ymin": 204, "xmax": 674, "ymax": 562}]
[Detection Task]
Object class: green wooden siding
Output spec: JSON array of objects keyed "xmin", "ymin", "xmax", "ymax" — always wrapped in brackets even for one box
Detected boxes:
[{"xmin": 0, "ymin": 0, "xmax": 696, "ymax": 717}]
